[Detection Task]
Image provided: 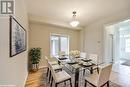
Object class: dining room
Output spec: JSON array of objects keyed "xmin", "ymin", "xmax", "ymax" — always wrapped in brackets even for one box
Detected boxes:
[
  {"xmin": 25, "ymin": 0, "xmax": 130, "ymax": 87},
  {"xmin": 1, "ymin": 0, "xmax": 130, "ymax": 87},
  {"xmin": 27, "ymin": 20, "xmax": 128, "ymax": 86}
]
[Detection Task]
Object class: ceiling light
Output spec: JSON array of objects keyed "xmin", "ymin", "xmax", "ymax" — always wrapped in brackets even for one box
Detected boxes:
[
  {"xmin": 70, "ymin": 11, "xmax": 79, "ymax": 27},
  {"xmin": 70, "ymin": 21, "xmax": 79, "ymax": 27}
]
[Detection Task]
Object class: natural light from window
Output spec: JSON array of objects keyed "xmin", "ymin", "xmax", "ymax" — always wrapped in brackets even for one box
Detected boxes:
[
  {"xmin": 125, "ymin": 38, "xmax": 130, "ymax": 53},
  {"xmin": 50, "ymin": 34, "xmax": 69, "ymax": 57}
]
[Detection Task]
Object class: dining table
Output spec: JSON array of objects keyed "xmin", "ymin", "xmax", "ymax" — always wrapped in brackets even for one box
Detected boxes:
[{"xmin": 55, "ymin": 56, "xmax": 95, "ymax": 87}]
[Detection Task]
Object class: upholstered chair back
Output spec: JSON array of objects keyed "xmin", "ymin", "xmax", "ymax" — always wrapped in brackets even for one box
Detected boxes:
[
  {"xmin": 45, "ymin": 56, "xmax": 49, "ymax": 67},
  {"xmin": 98, "ymin": 64, "xmax": 112, "ymax": 87}
]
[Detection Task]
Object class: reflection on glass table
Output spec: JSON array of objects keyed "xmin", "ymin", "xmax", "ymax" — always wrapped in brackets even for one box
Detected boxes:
[{"xmin": 55, "ymin": 56, "xmax": 95, "ymax": 87}]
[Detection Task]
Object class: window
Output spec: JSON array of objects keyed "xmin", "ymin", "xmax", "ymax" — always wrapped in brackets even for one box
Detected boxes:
[{"xmin": 50, "ymin": 34, "xmax": 69, "ymax": 57}]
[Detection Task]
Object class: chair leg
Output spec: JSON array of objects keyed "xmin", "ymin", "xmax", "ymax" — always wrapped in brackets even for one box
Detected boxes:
[
  {"xmin": 107, "ymin": 81, "xmax": 109, "ymax": 87},
  {"xmin": 55, "ymin": 83, "xmax": 57, "ymax": 87},
  {"xmin": 64, "ymin": 81, "xmax": 66, "ymax": 86},
  {"xmin": 49, "ymin": 71, "xmax": 52, "ymax": 83},
  {"xmin": 97, "ymin": 67, "xmax": 99, "ymax": 74},
  {"xmin": 50, "ymin": 77, "xmax": 53, "ymax": 87},
  {"xmin": 84, "ymin": 80, "xmax": 87, "ymax": 87},
  {"xmin": 70, "ymin": 79, "xmax": 72, "ymax": 87},
  {"xmin": 83, "ymin": 69, "xmax": 85, "ymax": 75},
  {"xmin": 46, "ymin": 68, "xmax": 49, "ymax": 77},
  {"xmin": 90, "ymin": 67, "xmax": 93, "ymax": 74}
]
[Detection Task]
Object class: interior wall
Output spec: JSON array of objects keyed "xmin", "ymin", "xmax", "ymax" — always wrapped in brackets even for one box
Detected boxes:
[
  {"xmin": 29, "ymin": 21, "xmax": 80, "ymax": 67},
  {"xmin": 84, "ymin": 10, "xmax": 130, "ymax": 63},
  {"xmin": 79, "ymin": 29, "xmax": 85, "ymax": 52},
  {"xmin": 0, "ymin": 0, "xmax": 29, "ymax": 86}
]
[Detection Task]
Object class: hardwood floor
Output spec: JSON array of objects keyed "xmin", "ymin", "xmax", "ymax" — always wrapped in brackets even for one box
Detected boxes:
[
  {"xmin": 110, "ymin": 61, "xmax": 130, "ymax": 87},
  {"xmin": 25, "ymin": 69, "xmax": 45, "ymax": 87},
  {"xmin": 25, "ymin": 63, "xmax": 130, "ymax": 87}
]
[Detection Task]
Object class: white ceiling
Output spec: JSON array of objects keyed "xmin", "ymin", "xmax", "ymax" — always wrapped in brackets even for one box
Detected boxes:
[{"xmin": 26, "ymin": 0, "xmax": 130, "ymax": 29}]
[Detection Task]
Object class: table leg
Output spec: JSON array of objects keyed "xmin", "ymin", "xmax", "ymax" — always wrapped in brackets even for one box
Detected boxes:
[{"xmin": 75, "ymin": 69, "xmax": 79, "ymax": 87}]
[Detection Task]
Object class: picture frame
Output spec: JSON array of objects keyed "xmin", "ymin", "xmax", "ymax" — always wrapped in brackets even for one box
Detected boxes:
[{"xmin": 10, "ymin": 16, "xmax": 26, "ymax": 57}]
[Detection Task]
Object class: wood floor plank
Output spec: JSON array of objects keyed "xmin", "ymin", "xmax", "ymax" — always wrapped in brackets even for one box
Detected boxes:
[{"xmin": 25, "ymin": 69, "xmax": 45, "ymax": 87}]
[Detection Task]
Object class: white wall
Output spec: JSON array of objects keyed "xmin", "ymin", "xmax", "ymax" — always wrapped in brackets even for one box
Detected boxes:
[
  {"xmin": 0, "ymin": 0, "xmax": 28, "ymax": 86},
  {"xmin": 79, "ymin": 29, "xmax": 86, "ymax": 52},
  {"xmin": 84, "ymin": 10, "xmax": 130, "ymax": 63}
]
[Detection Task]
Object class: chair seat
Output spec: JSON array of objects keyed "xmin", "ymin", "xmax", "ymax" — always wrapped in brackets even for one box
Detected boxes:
[
  {"xmin": 55, "ymin": 70, "xmax": 71, "ymax": 83},
  {"xmin": 85, "ymin": 73, "xmax": 99, "ymax": 86},
  {"xmin": 52, "ymin": 64, "xmax": 62, "ymax": 70}
]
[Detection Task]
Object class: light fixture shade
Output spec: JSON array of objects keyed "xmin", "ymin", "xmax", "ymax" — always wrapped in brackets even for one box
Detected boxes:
[{"xmin": 70, "ymin": 20, "xmax": 79, "ymax": 27}]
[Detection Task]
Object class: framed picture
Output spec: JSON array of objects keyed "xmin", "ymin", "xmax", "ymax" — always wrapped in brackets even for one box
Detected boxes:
[{"xmin": 10, "ymin": 16, "xmax": 26, "ymax": 57}]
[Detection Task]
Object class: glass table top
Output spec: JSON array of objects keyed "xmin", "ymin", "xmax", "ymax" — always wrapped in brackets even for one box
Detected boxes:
[{"xmin": 55, "ymin": 56, "xmax": 95, "ymax": 73}]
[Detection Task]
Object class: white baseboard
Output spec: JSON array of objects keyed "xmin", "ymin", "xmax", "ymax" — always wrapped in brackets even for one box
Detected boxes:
[{"xmin": 23, "ymin": 71, "xmax": 28, "ymax": 87}]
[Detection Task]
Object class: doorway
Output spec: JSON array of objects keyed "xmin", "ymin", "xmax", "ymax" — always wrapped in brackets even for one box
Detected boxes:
[
  {"xmin": 104, "ymin": 20, "xmax": 130, "ymax": 87},
  {"xmin": 104, "ymin": 19, "xmax": 130, "ymax": 64}
]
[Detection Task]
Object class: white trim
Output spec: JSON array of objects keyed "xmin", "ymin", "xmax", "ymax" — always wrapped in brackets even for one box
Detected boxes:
[
  {"xmin": 23, "ymin": 71, "xmax": 28, "ymax": 87},
  {"xmin": 50, "ymin": 33, "xmax": 69, "ymax": 57}
]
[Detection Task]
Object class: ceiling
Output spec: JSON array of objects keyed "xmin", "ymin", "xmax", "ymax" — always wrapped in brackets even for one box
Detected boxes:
[{"xmin": 26, "ymin": 0, "xmax": 130, "ymax": 29}]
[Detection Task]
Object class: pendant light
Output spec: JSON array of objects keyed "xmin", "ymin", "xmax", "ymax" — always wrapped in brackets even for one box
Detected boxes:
[{"xmin": 70, "ymin": 11, "xmax": 79, "ymax": 27}]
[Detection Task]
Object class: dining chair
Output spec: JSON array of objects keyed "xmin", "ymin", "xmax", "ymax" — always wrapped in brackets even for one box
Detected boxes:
[
  {"xmin": 89, "ymin": 54, "xmax": 99, "ymax": 73},
  {"xmin": 45, "ymin": 56, "xmax": 62, "ymax": 82},
  {"xmin": 84, "ymin": 63, "xmax": 112, "ymax": 87},
  {"xmin": 48, "ymin": 62, "xmax": 72, "ymax": 87}
]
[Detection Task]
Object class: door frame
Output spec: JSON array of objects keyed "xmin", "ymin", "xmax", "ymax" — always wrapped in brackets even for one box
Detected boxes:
[{"xmin": 103, "ymin": 18, "xmax": 130, "ymax": 63}]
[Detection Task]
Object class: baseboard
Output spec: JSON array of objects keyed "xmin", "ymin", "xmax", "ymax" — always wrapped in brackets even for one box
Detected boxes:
[{"xmin": 23, "ymin": 71, "xmax": 28, "ymax": 87}]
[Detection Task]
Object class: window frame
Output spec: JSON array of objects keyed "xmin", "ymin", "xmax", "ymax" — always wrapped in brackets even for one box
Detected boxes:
[{"xmin": 50, "ymin": 33, "xmax": 69, "ymax": 57}]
